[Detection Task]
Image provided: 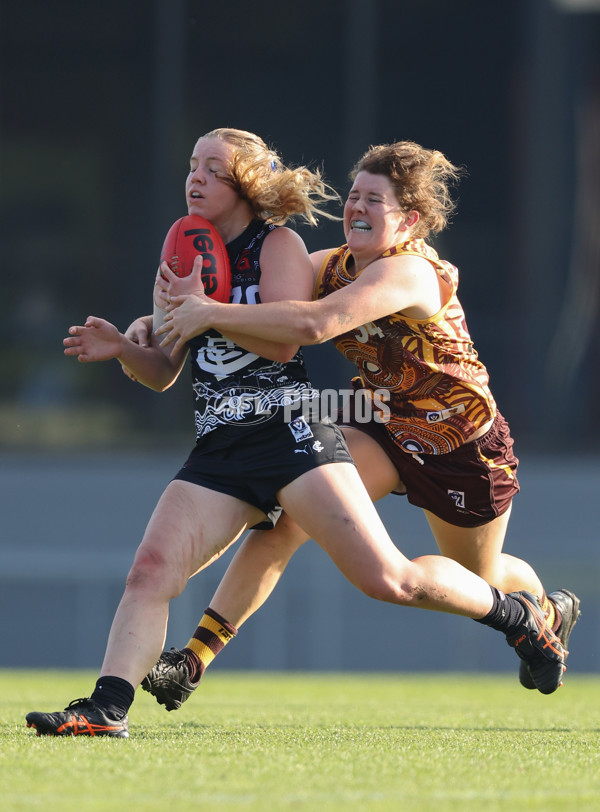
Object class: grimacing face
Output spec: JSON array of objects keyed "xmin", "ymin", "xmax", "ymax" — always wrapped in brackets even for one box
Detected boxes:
[{"xmin": 343, "ymin": 171, "xmax": 409, "ymax": 259}]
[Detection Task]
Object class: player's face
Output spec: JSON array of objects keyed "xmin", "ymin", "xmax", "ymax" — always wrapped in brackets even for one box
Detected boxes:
[
  {"xmin": 186, "ymin": 137, "xmax": 242, "ymax": 227},
  {"xmin": 343, "ymin": 172, "xmax": 409, "ymax": 260}
]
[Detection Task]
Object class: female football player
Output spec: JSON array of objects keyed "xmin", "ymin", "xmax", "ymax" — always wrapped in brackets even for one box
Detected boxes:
[
  {"xmin": 26, "ymin": 131, "xmax": 565, "ymax": 739},
  {"xmin": 139, "ymin": 140, "xmax": 578, "ymax": 710}
]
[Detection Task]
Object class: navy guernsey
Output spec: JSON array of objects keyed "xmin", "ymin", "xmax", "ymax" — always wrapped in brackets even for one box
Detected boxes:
[{"xmin": 187, "ymin": 219, "xmax": 317, "ymax": 444}]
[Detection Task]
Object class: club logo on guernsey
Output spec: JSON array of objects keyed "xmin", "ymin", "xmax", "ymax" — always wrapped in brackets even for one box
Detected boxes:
[{"xmin": 195, "ymin": 337, "xmax": 259, "ymax": 380}]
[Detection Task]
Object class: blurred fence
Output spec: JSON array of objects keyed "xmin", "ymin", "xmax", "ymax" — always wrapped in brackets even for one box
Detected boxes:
[{"xmin": 1, "ymin": 451, "xmax": 598, "ymax": 676}]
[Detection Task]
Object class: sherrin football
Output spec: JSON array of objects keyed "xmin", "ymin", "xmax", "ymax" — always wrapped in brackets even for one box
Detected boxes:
[{"xmin": 159, "ymin": 214, "xmax": 231, "ymax": 303}]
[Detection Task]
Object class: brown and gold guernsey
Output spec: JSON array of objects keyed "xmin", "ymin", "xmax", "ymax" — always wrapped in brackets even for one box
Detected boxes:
[{"xmin": 314, "ymin": 239, "xmax": 497, "ymax": 455}]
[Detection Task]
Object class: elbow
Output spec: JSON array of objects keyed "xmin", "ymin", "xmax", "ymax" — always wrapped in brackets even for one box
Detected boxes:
[
  {"xmin": 297, "ymin": 316, "xmax": 329, "ymax": 346},
  {"xmin": 140, "ymin": 382, "xmax": 168, "ymax": 393},
  {"xmin": 272, "ymin": 326, "xmax": 324, "ymax": 361},
  {"xmin": 269, "ymin": 344, "xmax": 300, "ymax": 364},
  {"xmin": 155, "ymin": 376, "xmax": 179, "ymax": 392},
  {"xmin": 140, "ymin": 375, "xmax": 178, "ymax": 393}
]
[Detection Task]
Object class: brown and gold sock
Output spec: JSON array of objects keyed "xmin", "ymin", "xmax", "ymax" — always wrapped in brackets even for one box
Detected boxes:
[
  {"xmin": 181, "ymin": 607, "xmax": 238, "ymax": 683},
  {"xmin": 539, "ymin": 592, "xmax": 560, "ymax": 631}
]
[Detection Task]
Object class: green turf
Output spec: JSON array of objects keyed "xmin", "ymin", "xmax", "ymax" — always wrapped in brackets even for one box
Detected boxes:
[{"xmin": 2, "ymin": 670, "xmax": 599, "ymax": 811}]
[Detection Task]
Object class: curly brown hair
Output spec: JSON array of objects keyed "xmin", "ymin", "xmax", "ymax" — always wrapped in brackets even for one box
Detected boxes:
[
  {"xmin": 350, "ymin": 141, "xmax": 464, "ymax": 238},
  {"xmin": 203, "ymin": 128, "xmax": 340, "ymax": 226}
]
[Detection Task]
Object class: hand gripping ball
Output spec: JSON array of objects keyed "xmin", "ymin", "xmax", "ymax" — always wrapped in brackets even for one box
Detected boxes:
[{"xmin": 159, "ymin": 215, "xmax": 231, "ymax": 302}]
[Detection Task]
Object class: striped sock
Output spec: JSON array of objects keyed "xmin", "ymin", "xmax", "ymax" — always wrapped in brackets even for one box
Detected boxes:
[
  {"xmin": 539, "ymin": 592, "xmax": 559, "ymax": 631},
  {"xmin": 182, "ymin": 607, "xmax": 238, "ymax": 682}
]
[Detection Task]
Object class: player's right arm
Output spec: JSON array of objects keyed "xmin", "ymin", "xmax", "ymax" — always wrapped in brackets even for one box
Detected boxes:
[
  {"xmin": 121, "ymin": 267, "xmax": 173, "ymax": 374},
  {"xmin": 125, "ymin": 315, "xmax": 153, "ymax": 348},
  {"xmin": 63, "ymin": 313, "xmax": 187, "ymax": 392}
]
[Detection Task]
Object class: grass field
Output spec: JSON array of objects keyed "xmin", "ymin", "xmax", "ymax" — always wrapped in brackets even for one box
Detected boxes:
[{"xmin": 2, "ymin": 670, "xmax": 599, "ymax": 811}]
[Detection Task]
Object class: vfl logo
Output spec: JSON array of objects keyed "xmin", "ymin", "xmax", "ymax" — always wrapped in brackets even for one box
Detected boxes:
[
  {"xmin": 185, "ymin": 227, "xmax": 220, "ymax": 295},
  {"xmin": 448, "ymin": 490, "xmax": 466, "ymax": 509},
  {"xmin": 288, "ymin": 416, "xmax": 314, "ymax": 442},
  {"xmin": 426, "ymin": 404, "xmax": 466, "ymax": 424}
]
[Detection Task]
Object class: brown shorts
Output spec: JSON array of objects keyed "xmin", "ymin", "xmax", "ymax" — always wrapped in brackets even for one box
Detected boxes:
[{"xmin": 340, "ymin": 407, "xmax": 520, "ymax": 528}]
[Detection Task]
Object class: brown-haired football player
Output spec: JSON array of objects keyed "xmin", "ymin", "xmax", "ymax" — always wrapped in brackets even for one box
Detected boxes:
[{"xmin": 26, "ymin": 132, "xmax": 568, "ymax": 738}]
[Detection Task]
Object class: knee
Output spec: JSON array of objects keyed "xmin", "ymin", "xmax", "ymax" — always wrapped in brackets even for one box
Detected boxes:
[
  {"xmin": 126, "ymin": 547, "xmax": 186, "ymax": 599},
  {"xmin": 268, "ymin": 522, "xmax": 308, "ymax": 557},
  {"xmin": 356, "ymin": 567, "xmax": 429, "ymax": 606}
]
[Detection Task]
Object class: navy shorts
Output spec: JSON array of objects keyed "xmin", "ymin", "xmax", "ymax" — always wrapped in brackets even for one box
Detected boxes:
[
  {"xmin": 341, "ymin": 403, "xmax": 519, "ymax": 528},
  {"xmin": 173, "ymin": 416, "xmax": 354, "ymax": 528}
]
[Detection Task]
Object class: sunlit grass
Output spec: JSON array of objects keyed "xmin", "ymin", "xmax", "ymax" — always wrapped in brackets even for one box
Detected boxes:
[{"xmin": 2, "ymin": 670, "xmax": 599, "ymax": 811}]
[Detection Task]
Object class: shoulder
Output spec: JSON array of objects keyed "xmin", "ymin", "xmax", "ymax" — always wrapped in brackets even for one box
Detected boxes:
[
  {"xmin": 260, "ymin": 226, "xmax": 311, "ymax": 265},
  {"xmin": 309, "ymin": 246, "xmax": 338, "ymax": 274},
  {"xmin": 263, "ymin": 225, "xmax": 307, "ymax": 250},
  {"xmin": 383, "ymin": 251, "xmax": 456, "ymax": 300},
  {"xmin": 355, "ymin": 253, "xmax": 443, "ymax": 311},
  {"xmin": 258, "ymin": 226, "xmax": 314, "ymax": 299},
  {"xmin": 368, "ymin": 251, "xmax": 436, "ymax": 280}
]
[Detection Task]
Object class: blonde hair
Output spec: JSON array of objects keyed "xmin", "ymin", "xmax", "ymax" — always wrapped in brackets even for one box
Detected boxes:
[
  {"xmin": 350, "ymin": 141, "xmax": 464, "ymax": 238},
  {"xmin": 203, "ymin": 128, "xmax": 340, "ymax": 226}
]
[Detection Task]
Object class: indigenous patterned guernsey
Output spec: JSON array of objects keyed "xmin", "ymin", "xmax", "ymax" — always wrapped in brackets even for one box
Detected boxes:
[
  {"xmin": 188, "ymin": 219, "xmax": 317, "ymax": 443},
  {"xmin": 314, "ymin": 238, "xmax": 497, "ymax": 455}
]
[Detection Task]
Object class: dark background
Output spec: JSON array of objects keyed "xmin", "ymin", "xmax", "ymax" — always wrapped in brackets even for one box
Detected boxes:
[
  {"xmin": 2, "ymin": 0, "xmax": 600, "ymax": 453},
  {"xmin": 1, "ymin": 1, "xmax": 599, "ymax": 674}
]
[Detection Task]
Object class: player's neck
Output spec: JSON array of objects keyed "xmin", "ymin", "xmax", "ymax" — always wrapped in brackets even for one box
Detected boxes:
[{"xmin": 213, "ymin": 203, "xmax": 255, "ymax": 245}]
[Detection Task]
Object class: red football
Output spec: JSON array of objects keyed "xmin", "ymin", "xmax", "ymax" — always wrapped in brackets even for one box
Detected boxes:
[{"xmin": 159, "ymin": 214, "xmax": 231, "ymax": 303}]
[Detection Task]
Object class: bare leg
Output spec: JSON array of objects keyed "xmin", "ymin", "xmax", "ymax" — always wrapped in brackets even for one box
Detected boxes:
[
  {"xmin": 425, "ymin": 507, "xmax": 545, "ymax": 599},
  {"xmin": 192, "ymin": 428, "xmax": 545, "ymax": 627},
  {"xmin": 140, "ymin": 445, "xmax": 565, "ymax": 709},
  {"xmin": 209, "ymin": 426, "xmax": 403, "ymax": 627},
  {"xmin": 100, "ymin": 480, "xmax": 264, "ymax": 687},
  {"xmin": 279, "ymin": 462, "xmax": 495, "ymax": 617},
  {"xmin": 350, "ymin": 428, "xmax": 545, "ymax": 599},
  {"xmin": 210, "ymin": 515, "xmax": 309, "ymax": 626}
]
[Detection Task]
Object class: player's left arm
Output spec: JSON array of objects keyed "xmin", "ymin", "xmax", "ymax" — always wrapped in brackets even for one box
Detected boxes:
[
  {"xmin": 158, "ymin": 252, "xmax": 437, "ymax": 347},
  {"xmin": 228, "ymin": 226, "xmax": 314, "ymax": 359}
]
